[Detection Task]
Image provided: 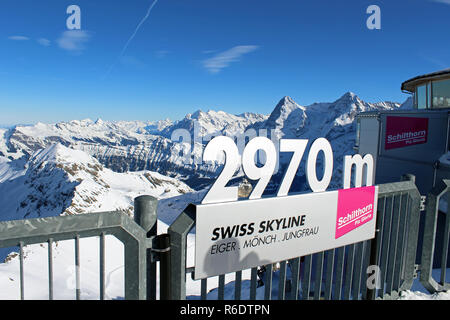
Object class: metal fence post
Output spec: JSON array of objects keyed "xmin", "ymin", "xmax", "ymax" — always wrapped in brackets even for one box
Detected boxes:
[
  {"xmin": 134, "ymin": 195, "xmax": 158, "ymax": 300},
  {"xmin": 420, "ymin": 179, "xmax": 450, "ymax": 293},
  {"xmin": 168, "ymin": 204, "xmax": 196, "ymax": 300}
]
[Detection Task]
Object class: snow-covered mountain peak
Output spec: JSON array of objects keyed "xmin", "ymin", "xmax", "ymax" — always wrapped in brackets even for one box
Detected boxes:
[
  {"xmin": 190, "ymin": 109, "xmax": 204, "ymax": 119},
  {"xmin": 162, "ymin": 107, "xmax": 268, "ymax": 140},
  {"xmin": 333, "ymin": 91, "xmax": 363, "ymax": 107},
  {"xmin": 68, "ymin": 119, "xmax": 94, "ymax": 126},
  {"xmin": 274, "ymin": 96, "xmax": 303, "ymax": 110},
  {"xmin": 265, "ymin": 96, "xmax": 306, "ymax": 129},
  {"xmin": 29, "ymin": 143, "xmax": 98, "ymax": 169},
  {"xmin": 340, "ymin": 91, "xmax": 358, "ymax": 100},
  {"xmin": 280, "ymin": 95, "xmax": 299, "ymax": 105}
]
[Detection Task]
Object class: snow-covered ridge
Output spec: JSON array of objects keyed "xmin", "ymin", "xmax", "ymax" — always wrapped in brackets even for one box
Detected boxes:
[
  {"xmin": 0, "ymin": 143, "xmax": 193, "ymax": 222},
  {"xmin": 0, "ymin": 93, "xmax": 403, "ymax": 191},
  {"xmin": 246, "ymin": 93, "xmax": 400, "ymax": 190}
]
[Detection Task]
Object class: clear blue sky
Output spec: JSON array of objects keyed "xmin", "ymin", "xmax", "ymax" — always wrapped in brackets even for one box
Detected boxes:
[{"xmin": 0, "ymin": 0, "xmax": 449, "ymax": 125}]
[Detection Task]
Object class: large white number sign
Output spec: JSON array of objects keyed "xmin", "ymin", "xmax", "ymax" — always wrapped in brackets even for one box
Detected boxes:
[
  {"xmin": 202, "ymin": 136, "xmax": 240, "ymax": 204},
  {"xmin": 202, "ymin": 136, "xmax": 335, "ymax": 204}
]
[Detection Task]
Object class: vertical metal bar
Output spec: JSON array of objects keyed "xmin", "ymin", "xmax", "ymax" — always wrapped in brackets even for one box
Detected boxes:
[
  {"xmin": 313, "ymin": 252, "xmax": 324, "ymax": 300},
  {"xmin": 218, "ymin": 275, "xmax": 225, "ymax": 300},
  {"xmin": 397, "ymin": 194, "xmax": 409, "ymax": 289},
  {"xmin": 48, "ymin": 238, "xmax": 54, "ymax": 300},
  {"xmin": 278, "ymin": 261, "xmax": 287, "ymax": 300},
  {"xmin": 234, "ymin": 271, "xmax": 242, "ymax": 300},
  {"xmin": 334, "ymin": 246, "xmax": 345, "ymax": 300},
  {"xmin": 75, "ymin": 235, "xmax": 81, "ymax": 300},
  {"xmin": 250, "ymin": 267, "xmax": 258, "ymax": 300},
  {"xmin": 301, "ymin": 255, "xmax": 312, "ymax": 300},
  {"xmin": 401, "ymin": 187, "xmax": 421, "ymax": 292},
  {"xmin": 352, "ymin": 242, "xmax": 364, "ymax": 300},
  {"xmin": 343, "ymin": 244, "xmax": 355, "ymax": 300},
  {"xmin": 201, "ymin": 278, "xmax": 207, "ymax": 300},
  {"xmin": 440, "ymin": 197, "xmax": 450, "ymax": 285},
  {"xmin": 393, "ymin": 193, "xmax": 408, "ymax": 291},
  {"xmin": 378, "ymin": 196, "xmax": 394, "ymax": 298},
  {"xmin": 19, "ymin": 241, "xmax": 24, "ymax": 300},
  {"xmin": 367, "ymin": 196, "xmax": 386, "ymax": 300},
  {"xmin": 123, "ymin": 236, "xmax": 147, "ymax": 300},
  {"xmin": 264, "ymin": 264, "xmax": 273, "ymax": 300},
  {"xmin": 288, "ymin": 257, "xmax": 300, "ymax": 300},
  {"xmin": 323, "ymin": 249, "xmax": 335, "ymax": 300},
  {"xmin": 100, "ymin": 233, "xmax": 106, "ymax": 300},
  {"xmin": 386, "ymin": 194, "xmax": 401, "ymax": 295}
]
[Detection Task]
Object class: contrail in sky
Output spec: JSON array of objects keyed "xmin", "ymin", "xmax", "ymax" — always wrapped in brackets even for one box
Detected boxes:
[
  {"xmin": 104, "ymin": 0, "xmax": 159, "ymax": 78},
  {"xmin": 119, "ymin": 0, "xmax": 159, "ymax": 58}
]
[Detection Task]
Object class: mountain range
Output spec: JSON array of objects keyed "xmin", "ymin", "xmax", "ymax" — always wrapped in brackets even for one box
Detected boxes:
[
  {"xmin": 0, "ymin": 92, "xmax": 412, "ymax": 299},
  {"xmin": 0, "ymin": 92, "xmax": 408, "ymax": 192}
]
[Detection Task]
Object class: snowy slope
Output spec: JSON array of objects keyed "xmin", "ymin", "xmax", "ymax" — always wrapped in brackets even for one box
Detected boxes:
[
  {"xmin": 0, "ymin": 143, "xmax": 192, "ymax": 222},
  {"xmin": 1, "ymin": 119, "xmax": 225, "ymax": 187}
]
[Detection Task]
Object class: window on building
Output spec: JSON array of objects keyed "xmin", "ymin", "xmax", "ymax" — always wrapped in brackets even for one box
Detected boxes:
[
  {"xmin": 432, "ymin": 79, "xmax": 450, "ymax": 109},
  {"xmin": 416, "ymin": 84, "xmax": 427, "ymax": 109}
]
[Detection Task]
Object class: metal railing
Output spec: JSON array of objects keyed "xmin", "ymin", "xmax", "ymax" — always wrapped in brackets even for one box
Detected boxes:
[
  {"xmin": 167, "ymin": 176, "xmax": 422, "ymax": 300},
  {"xmin": 0, "ymin": 195, "xmax": 163, "ymax": 300},
  {"xmin": 0, "ymin": 177, "xmax": 448, "ymax": 300}
]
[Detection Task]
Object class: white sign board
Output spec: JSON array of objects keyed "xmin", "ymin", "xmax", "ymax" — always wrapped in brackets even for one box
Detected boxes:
[{"xmin": 194, "ymin": 186, "xmax": 378, "ymax": 280}]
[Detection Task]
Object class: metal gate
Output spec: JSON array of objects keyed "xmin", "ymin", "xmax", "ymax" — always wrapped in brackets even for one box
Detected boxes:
[
  {"xmin": 0, "ymin": 176, "xmax": 448, "ymax": 300},
  {"xmin": 166, "ymin": 176, "xmax": 422, "ymax": 300}
]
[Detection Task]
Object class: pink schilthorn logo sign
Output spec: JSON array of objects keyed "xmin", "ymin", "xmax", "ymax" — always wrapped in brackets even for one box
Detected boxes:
[
  {"xmin": 385, "ymin": 116, "xmax": 428, "ymax": 150},
  {"xmin": 336, "ymin": 186, "xmax": 376, "ymax": 239}
]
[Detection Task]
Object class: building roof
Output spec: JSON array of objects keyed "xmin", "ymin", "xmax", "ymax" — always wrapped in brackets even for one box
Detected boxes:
[{"xmin": 401, "ymin": 68, "xmax": 450, "ymax": 93}]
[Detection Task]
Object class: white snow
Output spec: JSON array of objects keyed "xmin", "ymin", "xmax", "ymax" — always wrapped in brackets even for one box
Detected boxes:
[
  {"xmin": 398, "ymin": 290, "xmax": 450, "ymax": 300},
  {"xmin": 0, "ymin": 236, "xmax": 125, "ymax": 300}
]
